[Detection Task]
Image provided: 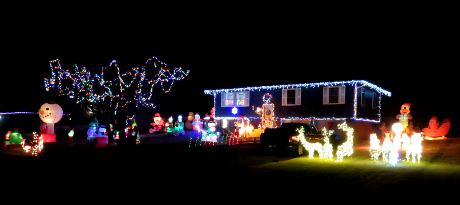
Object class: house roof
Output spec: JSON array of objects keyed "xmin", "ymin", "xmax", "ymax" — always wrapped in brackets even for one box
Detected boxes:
[{"xmin": 204, "ymin": 80, "xmax": 391, "ymax": 97}]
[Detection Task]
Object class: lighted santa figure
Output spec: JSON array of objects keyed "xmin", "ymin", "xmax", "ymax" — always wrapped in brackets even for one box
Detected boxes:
[
  {"xmin": 192, "ymin": 113, "xmax": 203, "ymax": 132},
  {"xmin": 396, "ymin": 103, "xmax": 413, "ymax": 133},
  {"xmin": 185, "ymin": 112, "xmax": 194, "ymax": 130},
  {"xmin": 149, "ymin": 113, "xmax": 165, "ymax": 133}
]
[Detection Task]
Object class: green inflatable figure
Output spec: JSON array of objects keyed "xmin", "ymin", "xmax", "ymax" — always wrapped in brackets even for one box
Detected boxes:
[{"xmin": 5, "ymin": 130, "xmax": 23, "ymax": 145}]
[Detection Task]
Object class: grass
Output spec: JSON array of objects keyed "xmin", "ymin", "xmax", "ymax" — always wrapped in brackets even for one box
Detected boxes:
[{"xmin": 251, "ymin": 140, "xmax": 460, "ymax": 191}]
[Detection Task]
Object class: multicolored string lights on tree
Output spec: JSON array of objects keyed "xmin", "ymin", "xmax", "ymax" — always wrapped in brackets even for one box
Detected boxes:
[{"xmin": 44, "ymin": 56, "xmax": 189, "ymax": 116}]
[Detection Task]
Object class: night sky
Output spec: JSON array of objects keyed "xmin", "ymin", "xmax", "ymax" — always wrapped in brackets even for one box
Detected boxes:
[{"xmin": 1, "ymin": 7, "xmax": 458, "ymax": 134}]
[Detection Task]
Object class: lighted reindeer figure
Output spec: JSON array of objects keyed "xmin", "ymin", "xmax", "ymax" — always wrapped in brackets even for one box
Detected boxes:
[
  {"xmin": 407, "ymin": 133, "xmax": 423, "ymax": 163},
  {"xmin": 401, "ymin": 133, "xmax": 411, "ymax": 151},
  {"xmin": 336, "ymin": 122, "xmax": 354, "ymax": 162},
  {"xmin": 321, "ymin": 127, "xmax": 334, "ymax": 160},
  {"xmin": 381, "ymin": 133, "xmax": 392, "ymax": 162},
  {"xmin": 298, "ymin": 127, "xmax": 323, "ymax": 159},
  {"xmin": 369, "ymin": 133, "xmax": 381, "ymax": 161}
]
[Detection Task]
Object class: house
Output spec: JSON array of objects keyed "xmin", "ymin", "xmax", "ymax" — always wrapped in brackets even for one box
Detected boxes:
[{"xmin": 204, "ymin": 80, "xmax": 391, "ymax": 139}]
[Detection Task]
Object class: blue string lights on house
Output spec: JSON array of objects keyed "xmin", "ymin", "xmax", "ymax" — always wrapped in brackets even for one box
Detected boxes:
[
  {"xmin": 204, "ymin": 80, "xmax": 391, "ymax": 97},
  {"xmin": 44, "ymin": 56, "xmax": 189, "ymax": 115},
  {"xmin": 205, "ymin": 80, "xmax": 391, "ymax": 123}
]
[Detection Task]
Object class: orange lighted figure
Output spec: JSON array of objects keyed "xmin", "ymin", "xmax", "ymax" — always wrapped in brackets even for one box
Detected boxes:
[{"xmin": 396, "ymin": 103, "xmax": 412, "ymax": 132}]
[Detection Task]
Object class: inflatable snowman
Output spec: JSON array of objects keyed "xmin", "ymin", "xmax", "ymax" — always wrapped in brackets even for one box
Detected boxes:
[{"xmin": 38, "ymin": 103, "xmax": 64, "ymax": 143}]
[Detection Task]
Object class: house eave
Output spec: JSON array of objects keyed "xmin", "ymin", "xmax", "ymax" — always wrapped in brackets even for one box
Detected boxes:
[{"xmin": 204, "ymin": 80, "xmax": 391, "ymax": 97}]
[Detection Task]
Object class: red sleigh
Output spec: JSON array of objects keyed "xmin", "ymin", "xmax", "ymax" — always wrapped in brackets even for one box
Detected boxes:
[{"xmin": 422, "ymin": 117, "xmax": 450, "ymax": 140}]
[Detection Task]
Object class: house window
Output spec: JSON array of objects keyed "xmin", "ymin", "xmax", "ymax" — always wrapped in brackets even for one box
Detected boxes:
[
  {"xmin": 360, "ymin": 88, "xmax": 366, "ymax": 107},
  {"xmin": 236, "ymin": 92, "xmax": 250, "ymax": 107},
  {"xmin": 372, "ymin": 92, "xmax": 380, "ymax": 109},
  {"xmin": 222, "ymin": 93, "xmax": 235, "ymax": 107},
  {"xmin": 282, "ymin": 88, "xmax": 301, "ymax": 106},
  {"xmin": 323, "ymin": 86, "xmax": 346, "ymax": 105},
  {"xmin": 221, "ymin": 92, "xmax": 249, "ymax": 107},
  {"xmin": 329, "ymin": 87, "xmax": 339, "ymax": 104}
]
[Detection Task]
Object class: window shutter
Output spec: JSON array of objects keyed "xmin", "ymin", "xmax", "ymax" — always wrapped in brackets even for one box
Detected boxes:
[
  {"xmin": 245, "ymin": 92, "xmax": 250, "ymax": 107},
  {"xmin": 339, "ymin": 86, "xmax": 346, "ymax": 104},
  {"xmin": 282, "ymin": 89, "xmax": 287, "ymax": 106},
  {"xmin": 323, "ymin": 87, "xmax": 329, "ymax": 105},
  {"xmin": 295, "ymin": 88, "xmax": 301, "ymax": 105}
]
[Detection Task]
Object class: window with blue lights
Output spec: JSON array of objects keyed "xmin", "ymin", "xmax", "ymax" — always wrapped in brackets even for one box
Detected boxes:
[
  {"xmin": 222, "ymin": 93, "xmax": 235, "ymax": 107},
  {"xmin": 221, "ymin": 92, "xmax": 249, "ymax": 107}
]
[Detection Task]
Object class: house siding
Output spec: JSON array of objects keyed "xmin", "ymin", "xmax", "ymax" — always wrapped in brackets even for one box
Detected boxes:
[{"xmin": 215, "ymin": 86, "xmax": 356, "ymax": 119}]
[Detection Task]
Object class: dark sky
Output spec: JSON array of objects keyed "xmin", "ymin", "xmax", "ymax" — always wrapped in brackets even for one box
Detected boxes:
[{"xmin": 0, "ymin": 6, "xmax": 458, "ymax": 134}]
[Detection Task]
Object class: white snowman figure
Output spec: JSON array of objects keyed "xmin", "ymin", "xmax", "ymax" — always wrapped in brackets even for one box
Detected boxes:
[{"xmin": 38, "ymin": 103, "xmax": 64, "ymax": 134}]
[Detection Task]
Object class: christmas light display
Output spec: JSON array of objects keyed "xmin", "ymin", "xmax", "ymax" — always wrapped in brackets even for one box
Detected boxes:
[
  {"xmin": 231, "ymin": 107, "xmax": 238, "ymax": 115},
  {"xmin": 321, "ymin": 127, "xmax": 334, "ymax": 160},
  {"xmin": 222, "ymin": 119, "xmax": 228, "ymax": 129},
  {"xmin": 381, "ymin": 133, "xmax": 392, "ymax": 162},
  {"xmin": 39, "ymin": 103, "xmax": 63, "ymax": 124},
  {"xmin": 389, "ymin": 142, "xmax": 399, "ymax": 166},
  {"xmin": 0, "ymin": 112, "xmax": 36, "ymax": 115},
  {"xmin": 369, "ymin": 133, "xmax": 381, "ymax": 161},
  {"xmin": 407, "ymin": 133, "xmax": 423, "ymax": 163},
  {"xmin": 204, "ymin": 80, "xmax": 391, "ymax": 96},
  {"xmin": 201, "ymin": 120, "xmax": 219, "ymax": 143},
  {"xmin": 205, "ymin": 80, "xmax": 390, "ymax": 123},
  {"xmin": 353, "ymin": 85, "xmax": 358, "ymax": 118},
  {"xmin": 38, "ymin": 103, "xmax": 64, "ymax": 142},
  {"xmin": 192, "ymin": 114, "xmax": 203, "ymax": 132},
  {"xmin": 5, "ymin": 130, "xmax": 23, "ymax": 145},
  {"xmin": 370, "ymin": 132, "xmax": 423, "ymax": 165},
  {"xmin": 422, "ymin": 116, "xmax": 450, "ymax": 140},
  {"xmin": 297, "ymin": 125, "xmax": 342, "ymax": 160},
  {"xmin": 257, "ymin": 93, "xmax": 276, "ymax": 128},
  {"xmin": 45, "ymin": 57, "xmax": 189, "ymax": 116},
  {"xmin": 392, "ymin": 123, "xmax": 404, "ymax": 136},
  {"xmin": 68, "ymin": 129, "xmax": 75, "ymax": 138},
  {"xmin": 298, "ymin": 126, "xmax": 323, "ymax": 158},
  {"xmin": 336, "ymin": 122, "xmax": 354, "ymax": 162},
  {"xmin": 22, "ymin": 132, "xmax": 44, "ymax": 156},
  {"xmin": 401, "ymin": 133, "xmax": 411, "ymax": 151},
  {"xmin": 150, "ymin": 113, "xmax": 165, "ymax": 133},
  {"xmin": 173, "ymin": 115, "xmax": 185, "ymax": 135},
  {"xmin": 235, "ymin": 116, "xmax": 254, "ymax": 138},
  {"xmin": 396, "ymin": 103, "xmax": 413, "ymax": 132}
]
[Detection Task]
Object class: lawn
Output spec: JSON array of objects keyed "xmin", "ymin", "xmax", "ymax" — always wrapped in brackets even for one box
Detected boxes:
[{"xmin": 250, "ymin": 138, "xmax": 460, "ymax": 191}]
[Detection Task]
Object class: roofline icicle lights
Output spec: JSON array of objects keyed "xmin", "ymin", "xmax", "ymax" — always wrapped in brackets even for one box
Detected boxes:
[{"xmin": 204, "ymin": 80, "xmax": 391, "ymax": 97}]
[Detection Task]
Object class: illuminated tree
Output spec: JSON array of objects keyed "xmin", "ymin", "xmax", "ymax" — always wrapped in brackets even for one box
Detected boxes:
[{"xmin": 44, "ymin": 56, "xmax": 189, "ymax": 119}]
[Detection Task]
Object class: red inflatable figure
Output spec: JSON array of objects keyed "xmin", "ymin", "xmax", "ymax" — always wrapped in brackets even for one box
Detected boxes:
[{"xmin": 422, "ymin": 117, "xmax": 450, "ymax": 140}]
